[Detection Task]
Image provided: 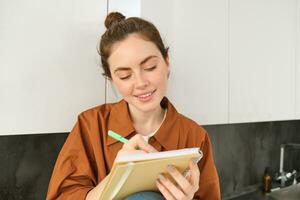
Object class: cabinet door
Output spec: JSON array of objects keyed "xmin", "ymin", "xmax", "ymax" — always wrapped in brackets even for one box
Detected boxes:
[
  {"xmin": 229, "ymin": 0, "xmax": 297, "ymax": 123},
  {"xmin": 0, "ymin": 0, "xmax": 107, "ymax": 134},
  {"xmin": 168, "ymin": 0, "xmax": 228, "ymax": 125},
  {"xmin": 107, "ymin": 0, "xmax": 228, "ymax": 125}
]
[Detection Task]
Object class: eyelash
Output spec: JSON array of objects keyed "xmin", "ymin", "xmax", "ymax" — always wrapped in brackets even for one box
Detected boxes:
[
  {"xmin": 118, "ymin": 66, "xmax": 157, "ymax": 80},
  {"xmin": 145, "ymin": 65, "xmax": 157, "ymax": 71},
  {"xmin": 119, "ymin": 75, "xmax": 131, "ymax": 80}
]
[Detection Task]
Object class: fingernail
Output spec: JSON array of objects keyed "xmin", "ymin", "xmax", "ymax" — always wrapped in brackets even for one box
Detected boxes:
[
  {"xmin": 192, "ymin": 157, "xmax": 200, "ymax": 165},
  {"xmin": 158, "ymin": 174, "xmax": 166, "ymax": 181},
  {"xmin": 183, "ymin": 169, "xmax": 191, "ymax": 178},
  {"xmin": 167, "ymin": 164, "xmax": 175, "ymax": 172}
]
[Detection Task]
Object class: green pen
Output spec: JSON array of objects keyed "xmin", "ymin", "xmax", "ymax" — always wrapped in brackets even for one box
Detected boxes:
[{"xmin": 108, "ymin": 130, "xmax": 129, "ymax": 143}]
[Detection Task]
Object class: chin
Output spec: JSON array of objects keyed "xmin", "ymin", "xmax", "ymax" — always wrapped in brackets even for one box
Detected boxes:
[{"xmin": 138, "ymin": 105, "xmax": 159, "ymax": 113}]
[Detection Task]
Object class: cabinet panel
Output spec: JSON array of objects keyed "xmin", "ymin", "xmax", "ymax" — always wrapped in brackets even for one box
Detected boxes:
[
  {"xmin": 229, "ymin": 0, "xmax": 296, "ymax": 123},
  {"xmin": 0, "ymin": 0, "xmax": 107, "ymax": 134},
  {"xmin": 169, "ymin": 0, "xmax": 228, "ymax": 125}
]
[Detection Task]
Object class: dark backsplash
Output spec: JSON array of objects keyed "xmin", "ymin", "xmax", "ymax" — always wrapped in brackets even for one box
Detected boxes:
[
  {"xmin": 0, "ymin": 133, "xmax": 68, "ymax": 200},
  {"xmin": 204, "ymin": 120, "xmax": 300, "ymax": 198},
  {"xmin": 1, "ymin": 120, "xmax": 300, "ymax": 199}
]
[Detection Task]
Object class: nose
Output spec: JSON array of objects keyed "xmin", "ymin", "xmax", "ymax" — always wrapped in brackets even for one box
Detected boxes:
[{"xmin": 134, "ymin": 72, "xmax": 149, "ymax": 89}]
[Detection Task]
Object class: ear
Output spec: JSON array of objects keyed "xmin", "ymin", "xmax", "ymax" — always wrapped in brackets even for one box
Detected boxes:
[
  {"xmin": 165, "ymin": 53, "xmax": 170, "ymax": 67},
  {"xmin": 165, "ymin": 53, "xmax": 170, "ymax": 77}
]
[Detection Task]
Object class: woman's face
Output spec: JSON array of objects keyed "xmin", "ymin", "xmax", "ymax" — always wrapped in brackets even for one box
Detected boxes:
[{"xmin": 108, "ymin": 33, "xmax": 170, "ymax": 113}]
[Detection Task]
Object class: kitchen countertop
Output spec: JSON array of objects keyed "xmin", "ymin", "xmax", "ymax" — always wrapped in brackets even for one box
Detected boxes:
[
  {"xmin": 227, "ymin": 190, "xmax": 276, "ymax": 200},
  {"xmin": 227, "ymin": 180, "xmax": 299, "ymax": 199}
]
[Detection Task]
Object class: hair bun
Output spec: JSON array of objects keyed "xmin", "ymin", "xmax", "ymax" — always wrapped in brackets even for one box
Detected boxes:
[{"xmin": 105, "ymin": 12, "xmax": 126, "ymax": 29}]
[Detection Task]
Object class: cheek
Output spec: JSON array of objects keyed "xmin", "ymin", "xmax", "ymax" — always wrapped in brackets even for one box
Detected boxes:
[
  {"xmin": 113, "ymin": 81, "xmax": 133, "ymax": 96},
  {"xmin": 151, "ymin": 69, "xmax": 168, "ymax": 85}
]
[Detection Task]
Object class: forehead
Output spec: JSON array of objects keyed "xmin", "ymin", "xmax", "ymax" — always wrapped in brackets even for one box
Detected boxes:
[{"xmin": 108, "ymin": 34, "xmax": 160, "ymax": 69}]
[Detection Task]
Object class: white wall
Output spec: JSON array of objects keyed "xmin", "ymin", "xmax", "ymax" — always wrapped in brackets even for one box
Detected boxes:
[{"xmin": 0, "ymin": 0, "xmax": 107, "ymax": 134}]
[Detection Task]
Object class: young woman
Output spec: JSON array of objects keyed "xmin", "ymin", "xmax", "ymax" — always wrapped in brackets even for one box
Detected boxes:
[{"xmin": 46, "ymin": 12, "xmax": 221, "ymax": 200}]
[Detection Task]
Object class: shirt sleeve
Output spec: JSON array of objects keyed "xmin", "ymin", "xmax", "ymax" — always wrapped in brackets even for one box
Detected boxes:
[
  {"xmin": 194, "ymin": 132, "xmax": 221, "ymax": 200},
  {"xmin": 46, "ymin": 116, "xmax": 97, "ymax": 200}
]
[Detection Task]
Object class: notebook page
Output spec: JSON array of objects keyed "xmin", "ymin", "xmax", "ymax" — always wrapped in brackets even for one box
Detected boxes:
[{"xmin": 116, "ymin": 147, "xmax": 202, "ymax": 163}]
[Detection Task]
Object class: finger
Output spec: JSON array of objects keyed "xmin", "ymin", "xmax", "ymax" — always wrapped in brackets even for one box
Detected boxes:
[
  {"xmin": 186, "ymin": 171, "xmax": 192, "ymax": 183},
  {"xmin": 189, "ymin": 159, "xmax": 200, "ymax": 187},
  {"xmin": 115, "ymin": 149, "xmax": 148, "ymax": 162},
  {"xmin": 158, "ymin": 174, "xmax": 186, "ymax": 199},
  {"xmin": 125, "ymin": 134, "xmax": 157, "ymax": 153},
  {"xmin": 183, "ymin": 169, "xmax": 193, "ymax": 184},
  {"xmin": 167, "ymin": 165, "xmax": 193, "ymax": 195},
  {"xmin": 134, "ymin": 134, "xmax": 158, "ymax": 152},
  {"xmin": 186, "ymin": 173, "xmax": 193, "ymax": 184},
  {"xmin": 156, "ymin": 179, "xmax": 176, "ymax": 200}
]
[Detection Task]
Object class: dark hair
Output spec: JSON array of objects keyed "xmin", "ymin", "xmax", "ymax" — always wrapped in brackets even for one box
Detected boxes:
[{"xmin": 99, "ymin": 12, "xmax": 169, "ymax": 78}]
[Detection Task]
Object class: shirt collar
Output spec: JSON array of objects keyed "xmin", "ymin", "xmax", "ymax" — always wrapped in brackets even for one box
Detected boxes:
[
  {"xmin": 153, "ymin": 97, "xmax": 180, "ymax": 150},
  {"xmin": 106, "ymin": 97, "xmax": 180, "ymax": 150},
  {"xmin": 106, "ymin": 99, "xmax": 135, "ymax": 146}
]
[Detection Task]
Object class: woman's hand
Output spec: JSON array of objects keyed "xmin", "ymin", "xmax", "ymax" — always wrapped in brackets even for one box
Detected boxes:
[
  {"xmin": 86, "ymin": 134, "xmax": 157, "ymax": 200},
  {"xmin": 85, "ymin": 175, "xmax": 109, "ymax": 200},
  {"xmin": 116, "ymin": 134, "xmax": 158, "ymax": 157},
  {"xmin": 156, "ymin": 159, "xmax": 200, "ymax": 200}
]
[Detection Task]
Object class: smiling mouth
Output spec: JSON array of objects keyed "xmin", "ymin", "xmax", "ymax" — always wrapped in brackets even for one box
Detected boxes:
[{"xmin": 134, "ymin": 90, "xmax": 156, "ymax": 100}]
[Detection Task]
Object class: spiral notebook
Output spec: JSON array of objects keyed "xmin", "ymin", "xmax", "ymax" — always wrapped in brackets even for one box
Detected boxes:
[{"xmin": 99, "ymin": 147, "xmax": 203, "ymax": 200}]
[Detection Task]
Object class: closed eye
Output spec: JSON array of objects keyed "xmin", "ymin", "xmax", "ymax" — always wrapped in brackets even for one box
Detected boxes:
[
  {"xmin": 119, "ymin": 75, "xmax": 131, "ymax": 80},
  {"xmin": 145, "ymin": 66, "xmax": 157, "ymax": 71}
]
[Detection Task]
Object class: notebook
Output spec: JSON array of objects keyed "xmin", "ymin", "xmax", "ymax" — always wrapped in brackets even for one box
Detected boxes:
[{"xmin": 100, "ymin": 147, "xmax": 203, "ymax": 200}]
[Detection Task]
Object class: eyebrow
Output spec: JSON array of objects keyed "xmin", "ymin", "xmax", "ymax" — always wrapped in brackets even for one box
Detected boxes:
[
  {"xmin": 113, "ymin": 55, "xmax": 157, "ymax": 74},
  {"xmin": 140, "ymin": 55, "xmax": 157, "ymax": 65}
]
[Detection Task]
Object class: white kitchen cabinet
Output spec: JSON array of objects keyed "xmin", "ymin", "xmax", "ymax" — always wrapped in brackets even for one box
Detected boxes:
[
  {"xmin": 169, "ymin": 0, "xmax": 228, "ymax": 125},
  {"xmin": 229, "ymin": 0, "xmax": 297, "ymax": 123},
  {"xmin": 0, "ymin": 0, "xmax": 107, "ymax": 134},
  {"xmin": 107, "ymin": 0, "xmax": 300, "ymax": 124},
  {"xmin": 2, "ymin": 0, "xmax": 299, "ymax": 135}
]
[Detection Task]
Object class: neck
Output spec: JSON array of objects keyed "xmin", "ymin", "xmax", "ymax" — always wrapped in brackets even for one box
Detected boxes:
[{"xmin": 128, "ymin": 104, "xmax": 165, "ymax": 136}]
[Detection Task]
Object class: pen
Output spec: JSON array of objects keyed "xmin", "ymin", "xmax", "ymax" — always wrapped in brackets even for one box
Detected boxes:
[
  {"xmin": 108, "ymin": 130, "xmax": 129, "ymax": 143},
  {"xmin": 108, "ymin": 130, "xmax": 142, "ymax": 150}
]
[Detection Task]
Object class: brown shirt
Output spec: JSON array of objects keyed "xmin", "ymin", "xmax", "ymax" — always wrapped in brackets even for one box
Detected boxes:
[{"xmin": 46, "ymin": 98, "xmax": 221, "ymax": 200}]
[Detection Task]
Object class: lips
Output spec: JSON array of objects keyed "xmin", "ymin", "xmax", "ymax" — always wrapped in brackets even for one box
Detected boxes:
[
  {"xmin": 134, "ymin": 90, "xmax": 156, "ymax": 102},
  {"xmin": 134, "ymin": 90, "xmax": 155, "ymax": 97},
  {"xmin": 138, "ymin": 92, "xmax": 152, "ymax": 98}
]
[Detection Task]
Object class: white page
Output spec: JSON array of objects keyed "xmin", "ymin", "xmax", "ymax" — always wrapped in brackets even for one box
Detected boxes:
[{"xmin": 116, "ymin": 148, "xmax": 202, "ymax": 163}]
